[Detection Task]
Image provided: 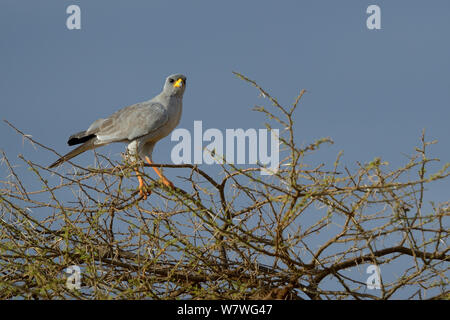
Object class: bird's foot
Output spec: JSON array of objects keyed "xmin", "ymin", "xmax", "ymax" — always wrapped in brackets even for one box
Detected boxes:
[
  {"xmin": 136, "ymin": 170, "xmax": 151, "ymax": 200},
  {"xmin": 145, "ymin": 156, "xmax": 174, "ymax": 189},
  {"xmin": 160, "ymin": 178, "xmax": 174, "ymax": 189},
  {"xmin": 139, "ymin": 186, "xmax": 152, "ymax": 200}
]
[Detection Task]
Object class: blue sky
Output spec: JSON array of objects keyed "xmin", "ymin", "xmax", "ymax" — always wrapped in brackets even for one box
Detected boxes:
[
  {"xmin": 1, "ymin": 0, "xmax": 449, "ymax": 298},
  {"xmin": 1, "ymin": 1, "xmax": 449, "ymax": 176}
]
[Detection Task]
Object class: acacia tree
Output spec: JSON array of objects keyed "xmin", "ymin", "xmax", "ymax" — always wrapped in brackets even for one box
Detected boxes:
[{"xmin": 0, "ymin": 73, "xmax": 448, "ymax": 299}]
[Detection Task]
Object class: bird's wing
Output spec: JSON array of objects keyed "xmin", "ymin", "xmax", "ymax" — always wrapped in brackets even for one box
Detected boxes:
[{"xmin": 88, "ymin": 102, "xmax": 169, "ymax": 144}]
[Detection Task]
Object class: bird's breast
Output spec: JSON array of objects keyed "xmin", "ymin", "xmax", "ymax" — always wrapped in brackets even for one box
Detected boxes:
[{"xmin": 144, "ymin": 99, "xmax": 182, "ymax": 143}]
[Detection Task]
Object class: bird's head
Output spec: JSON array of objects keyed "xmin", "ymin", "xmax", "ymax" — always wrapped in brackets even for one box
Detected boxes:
[{"xmin": 162, "ymin": 74, "xmax": 187, "ymax": 97}]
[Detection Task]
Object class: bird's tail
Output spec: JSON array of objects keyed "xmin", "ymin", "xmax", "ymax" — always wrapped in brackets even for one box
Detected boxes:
[{"xmin": 48, "ymin": 138, "xmax": 96, "ymax": 168}]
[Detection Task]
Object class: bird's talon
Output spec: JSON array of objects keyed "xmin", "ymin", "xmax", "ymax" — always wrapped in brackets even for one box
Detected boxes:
[
  {"xmin": 161, "ymin": 179, "xmax": 174, "ymax": 188},
  {"xmin": 139, "ymin": 187, "xmax": 151, "ymax": 200}
]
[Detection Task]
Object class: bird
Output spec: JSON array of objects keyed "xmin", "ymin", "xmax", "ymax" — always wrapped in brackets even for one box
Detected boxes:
[{"xmin": 49, "ymin": 74, "xmax": 187, "ymax": 199}]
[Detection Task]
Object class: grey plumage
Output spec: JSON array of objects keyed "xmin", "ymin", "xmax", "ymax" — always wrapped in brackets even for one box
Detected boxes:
[
  {"xmin": 49, "ymin": 74, "xmax": 186, "ymax": 169},
  {"xmin": 48, "ymin": 138, "xmax": 96, "ymax": 168}
]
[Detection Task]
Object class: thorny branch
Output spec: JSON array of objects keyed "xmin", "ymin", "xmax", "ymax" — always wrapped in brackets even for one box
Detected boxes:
[{"xmin": 0, "ymin": 74, "xmax": 449, "ymax": 300}]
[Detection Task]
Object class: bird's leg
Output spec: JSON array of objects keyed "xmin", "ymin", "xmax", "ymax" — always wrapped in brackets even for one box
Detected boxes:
[
  {"xmin": 135, "ymin": 168, "xmax": 151, "ymax": 199},
  {"xmin": 144, "ymin": 156, "xmax": 174, "ymax": 188}
]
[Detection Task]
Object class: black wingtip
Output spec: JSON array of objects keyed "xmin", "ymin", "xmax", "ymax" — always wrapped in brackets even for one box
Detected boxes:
[{"xmin": 67, "ymin": 134, "xmax": 96, "ymax": 146}]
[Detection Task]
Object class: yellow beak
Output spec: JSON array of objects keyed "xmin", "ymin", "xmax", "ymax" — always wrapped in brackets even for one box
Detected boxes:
[{"xmin": 173, "ymin": 78, "xmax": 183, "ymax": 88}]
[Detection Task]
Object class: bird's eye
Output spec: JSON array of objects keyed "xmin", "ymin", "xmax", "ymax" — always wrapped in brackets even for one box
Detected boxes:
[{"xmin": 169, "ymin": 79, "xmax": 174, "ymax": 83}]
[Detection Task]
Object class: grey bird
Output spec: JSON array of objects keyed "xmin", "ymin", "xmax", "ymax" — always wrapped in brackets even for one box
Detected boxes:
[{"xmin": 49, "ymin": 74, "xmax": 187, "ymax": 198}]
